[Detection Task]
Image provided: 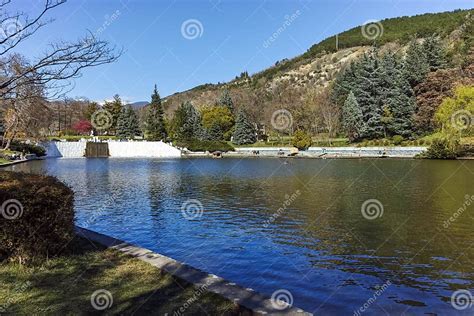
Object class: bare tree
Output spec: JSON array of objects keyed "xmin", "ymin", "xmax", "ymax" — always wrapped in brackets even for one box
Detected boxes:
[
  {"xmin": 0, "ymin": 0, "xmax": 121, "ymax": 99},
  {"xmin": 314, "ymin": 89, "xmax": 340, "ymax": 143},
  {"xmin": 0, "ymin": 0, "xmax": 121, "ymax": 148}
]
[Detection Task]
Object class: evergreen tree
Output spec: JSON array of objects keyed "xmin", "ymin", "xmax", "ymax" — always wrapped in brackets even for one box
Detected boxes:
[
  {"xmin": 218, "ymin": 89, "xmax": 234, "ymax": 113},
  {"xmin": 342, "ymin": 91, "xmax": 364, "ymax": 141},
  {"xmin": 232, "ymin": 110, "xmax": 256, "ymax": 145},
  {"xmin": 176, "ymin": 101, "xmax": 207, "ymax": 141},
  {"xmin": 116, "ymin": 105, "xmax": 141, "ymax": 139},
  {"xmin": 352, "ymin": 49, "xmax": 384, "ymax": 139},
  {"xmin": 145, "ymin": 85, "xmax": 167, "ymax": 141},
  {"xmin": 402, "ymin": 40, "xmax": 429, "ymax": 87},
  {"xmin": 208, "ymin": 123, "xmax": 224, "ymax": 141},
  {"xmin": 380, "ymin": 52, "xmax": 415, "ymax": 137},
  {"xmin": 331, "ymin": 61, "xmax": 359, "ymax": 108},
  {"xmin": 423, "ymin": 35, "xmax": 447, "ymax": 72},
  {"xmin": 103, "ymin": 94, "xmax": 123, "ymax": 134}
]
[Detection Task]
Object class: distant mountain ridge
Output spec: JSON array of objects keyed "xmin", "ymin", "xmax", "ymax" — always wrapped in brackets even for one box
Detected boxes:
[{"xmin": 127, "ymin": 101, "xmax": 149, "ymax": 109}]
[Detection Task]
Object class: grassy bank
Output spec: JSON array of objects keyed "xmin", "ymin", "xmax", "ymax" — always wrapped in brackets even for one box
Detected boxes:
[{"xmin": 0, "ymin": 236, "xmax": 239, "ymax": 315}]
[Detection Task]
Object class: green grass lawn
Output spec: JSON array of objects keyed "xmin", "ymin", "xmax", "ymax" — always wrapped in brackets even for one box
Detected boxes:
[{"xmin": 0, "ymin": 236, "xmax": 241, "ymax": 315}]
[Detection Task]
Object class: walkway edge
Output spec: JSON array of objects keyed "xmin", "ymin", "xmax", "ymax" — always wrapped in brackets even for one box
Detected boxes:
[{"xmin": 75, "ymin": 226, "xmax": 312, "ymax": 316}]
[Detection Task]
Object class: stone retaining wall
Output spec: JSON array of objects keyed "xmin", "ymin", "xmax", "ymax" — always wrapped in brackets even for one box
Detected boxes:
[
  {"xmin": 235, "ymin": 146, "xmax": 427, "ymax": 158},
  {"xmin": 76, "ymin": 227, "xmax": 311, "ymax": 315}
]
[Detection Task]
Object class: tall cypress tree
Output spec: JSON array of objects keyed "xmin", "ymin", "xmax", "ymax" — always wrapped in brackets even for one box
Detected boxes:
[
  {"xmin": 342, "ymin": 91, "xmax": 364, "ymax": 141},
  {"xmin": 116, "ymin": 105, "xmax": 141, "ymax": 139},
  {"xmin": 232, "ymin": 110, "xmax": 256, "ymax": 145},
  {"xmin": 145, "ymin": 85, "xmax": 167, "ymax": 141}
]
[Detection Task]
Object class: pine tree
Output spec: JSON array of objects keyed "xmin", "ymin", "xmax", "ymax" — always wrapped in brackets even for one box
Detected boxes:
[
  {"xmin": 116, "ymin": 105, "xmax": 141, "ymax": 139},
  {"xmin": 145, "ymin": 85, "xmax": 167, "ymax": 141},
  {"xmin": 342, "ymin": 91, "xmax": 364, "ymax": 141},
  {"xmin": 402, "ymin": 40, "xmax": 429, "ymax": 88},
  {"xmin": 218, "ymin": 89, "xmax": 234, "ymax": 113},
  {"xmin": 232, "ymin": 110, "xmax": 256, "ymax": 145},
  {"xmin": 423, "ymin": 35, "xmax": 447, "ymax": 72}
]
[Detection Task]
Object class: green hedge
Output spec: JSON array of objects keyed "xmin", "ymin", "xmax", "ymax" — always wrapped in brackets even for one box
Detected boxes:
[
  {"xmin": 177, "ymin": 140, "xmax": 235, "ymax": 152},
  {"xmin": 0, "ymin": 172, "xmax": 74, "ymax": 263}
]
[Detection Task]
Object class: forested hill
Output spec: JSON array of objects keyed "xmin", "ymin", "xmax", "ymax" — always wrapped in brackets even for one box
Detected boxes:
[{"xmin": 162, "ymin": 9, "xmax": 472, "ymax": 120}]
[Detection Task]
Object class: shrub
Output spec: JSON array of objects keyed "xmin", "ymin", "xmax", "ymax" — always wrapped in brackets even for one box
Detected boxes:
[
  {"xmin": 292, "ymin": 130, "xmax": 312, "ymax": 150},
  {"xmin": 424, "ymin": 138, "xmax": 459, "ymax": 159},
  {"xmin": 9, "ymin": 141, "xmax": 46, "ymax": 157},
  {"xmin": 178, "ymin": 140, "xmax": 235, "ymax": 152},
  {"xmin": 0, "ymin": 171, "xmax": 74, "ymax": 263},
  {"xmin": 392, "ymin": 135, "xmax": 404, "ymax": 145}
]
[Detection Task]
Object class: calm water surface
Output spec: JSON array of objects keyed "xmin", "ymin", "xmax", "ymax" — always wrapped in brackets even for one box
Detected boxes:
[{"xmin": 9, "ymin": 158, "xmax": 474, "ymax": 315}]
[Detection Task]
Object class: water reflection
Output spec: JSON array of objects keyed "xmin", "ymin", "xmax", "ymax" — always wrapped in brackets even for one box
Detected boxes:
[{"xmin": 7, "ymin": 158, "xmax": 474, "ymax": 314}]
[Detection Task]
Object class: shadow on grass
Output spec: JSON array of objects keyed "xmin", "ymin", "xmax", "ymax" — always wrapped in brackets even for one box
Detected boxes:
[{"xmin": 0, "ymin": 235, "xmax": 247, "ymax": 315}]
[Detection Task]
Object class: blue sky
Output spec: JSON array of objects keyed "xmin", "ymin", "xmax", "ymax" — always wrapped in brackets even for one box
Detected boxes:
[{"xmin": 12, "ymin": 0, "xmax": 474, "ymax": 103}]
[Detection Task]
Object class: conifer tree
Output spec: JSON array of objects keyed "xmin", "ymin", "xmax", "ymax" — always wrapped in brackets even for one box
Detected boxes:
[
  {"xmin": 178, "ymin": 101, "xmax": 207, "ymax": 141},
  {"xmin": 423, "ymin": 35, "xmax": 447, "ymax": 72},
  {"xmin": 331, "ymin": 61, "xmax": 359, "ymax": 108},
  {"xmin": 103, "ymin": 94, "xmax": 123, "ymax": 134},
  {"xmin": 380, "ymin": 52, "xmax": 415, "ymax": 137},
  {"xmin": 116, "ymin": 105, "xmax": 141, "ymax": 139},
  {"xmin": 232, "ymin": 110, "xmax": 256, "ymax": 145},
  {"xmin": 402, "ymin": 40, "xmax": 429, "ymax": 87},
  {"xmin": 145, "ymin": 85, "xmax": 167, "ymax": 141},
  {"xmin": 219, "ymin": 89, "xmax": 234, "ymax": 113},
  {"xmin": 352, "ymin": 49, "xmax": 384, "ymax": 139},
  {"xmin": 208, "ymin": 123, "xmax": 224, "ymax": 141},
  {"xmin": 342, "ymin": 91, "xmax": 364, "ymax": 141}
]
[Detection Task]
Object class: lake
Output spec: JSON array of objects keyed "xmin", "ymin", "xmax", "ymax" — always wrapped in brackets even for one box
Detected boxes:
[{"xmin": 7, "ymin": 158, "xmax": 474, "ymax": 314}]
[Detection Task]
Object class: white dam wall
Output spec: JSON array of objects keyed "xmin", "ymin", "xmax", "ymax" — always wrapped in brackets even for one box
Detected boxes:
[{"xmin": 46, "ymin": 141, "xmax": 181, "ymax": 158}]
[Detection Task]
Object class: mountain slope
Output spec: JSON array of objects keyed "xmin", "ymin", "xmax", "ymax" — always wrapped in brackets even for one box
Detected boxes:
[{"xmin": 162, "ymin": 9, "xmax": 473, "ymax": 125}]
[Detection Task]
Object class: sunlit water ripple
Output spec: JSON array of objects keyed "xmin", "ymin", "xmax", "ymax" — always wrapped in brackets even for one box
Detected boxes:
[{"xmin": 8, "ymin": 158, "xmax": 474, "ymax": 314}]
